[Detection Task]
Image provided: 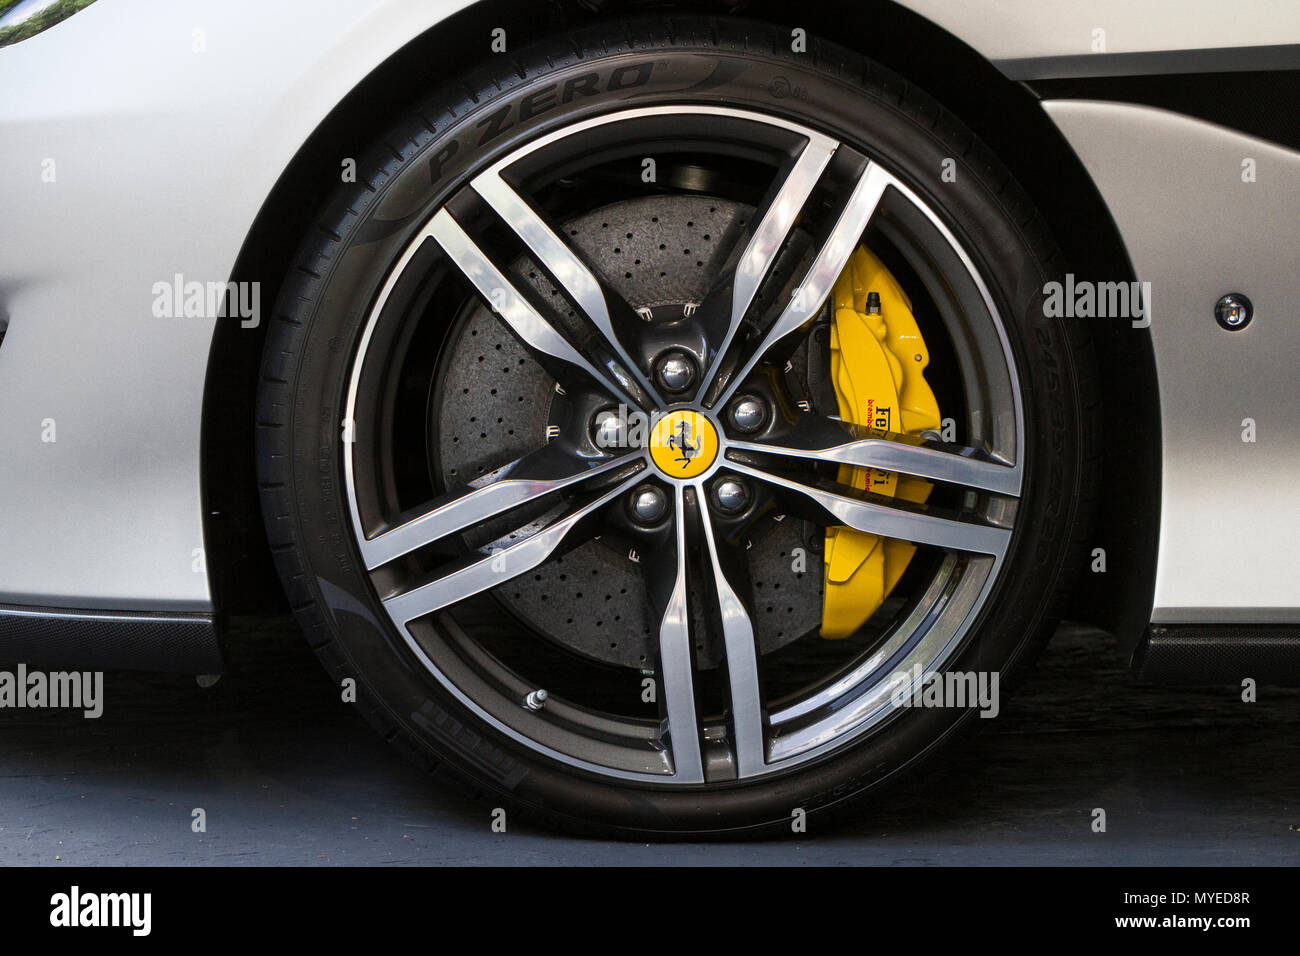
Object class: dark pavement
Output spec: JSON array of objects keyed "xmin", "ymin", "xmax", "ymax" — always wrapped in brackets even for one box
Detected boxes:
[{"xmin": 1, "ymin": 618, "xmax": 1298, "ymax": 865}]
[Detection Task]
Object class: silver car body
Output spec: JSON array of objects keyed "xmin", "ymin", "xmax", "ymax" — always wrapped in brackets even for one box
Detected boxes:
[{"xmin": 0, "ymin": 0, "xmax": 1296, "ymax": 653}]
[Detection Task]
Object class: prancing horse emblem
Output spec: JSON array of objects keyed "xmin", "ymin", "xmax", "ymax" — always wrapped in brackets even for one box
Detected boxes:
[{"xmin": 666, "ymin": 419, "xmax": 699, "ymax": 469}]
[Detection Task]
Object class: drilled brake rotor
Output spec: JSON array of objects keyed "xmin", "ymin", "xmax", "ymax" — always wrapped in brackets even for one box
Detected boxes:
[{"xmin": 433, "ymin": 194, "xmax": 824, "ymax": 668}]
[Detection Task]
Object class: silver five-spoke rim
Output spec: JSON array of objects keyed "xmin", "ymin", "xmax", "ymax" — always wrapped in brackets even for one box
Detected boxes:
[{"xmin": 342, "ymin": 105, "xmax": 1024, "ymax": 785}]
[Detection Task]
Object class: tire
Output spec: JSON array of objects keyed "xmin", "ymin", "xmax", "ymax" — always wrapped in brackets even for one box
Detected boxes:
[{"xmin": 256, "ymin": 16, "xmax": 1097, "ymax": 839}]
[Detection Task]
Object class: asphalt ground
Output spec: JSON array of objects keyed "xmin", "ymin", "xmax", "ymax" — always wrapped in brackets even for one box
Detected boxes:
[{"xmin": 1, "ymin": 619, "xmax": 1297, "ymax": 865}]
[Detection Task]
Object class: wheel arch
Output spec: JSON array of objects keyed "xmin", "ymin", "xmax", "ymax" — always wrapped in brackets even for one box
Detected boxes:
[{"xmin": 204, "ymin": 0, "xmax": 1158, "ymax": 649}]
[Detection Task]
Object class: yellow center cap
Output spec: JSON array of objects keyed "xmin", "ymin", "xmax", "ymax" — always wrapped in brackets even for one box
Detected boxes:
[{"xmin": 649, "ymin": 410, "xmax": 718, "ymax": 479}]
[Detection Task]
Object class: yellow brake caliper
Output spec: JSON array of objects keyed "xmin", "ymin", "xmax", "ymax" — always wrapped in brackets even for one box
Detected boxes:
[{"xmin": 821, "ymin": 246, "xmax": 941, "ymax": 639}]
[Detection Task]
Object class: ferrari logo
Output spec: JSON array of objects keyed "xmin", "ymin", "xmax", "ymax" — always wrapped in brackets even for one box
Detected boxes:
[
  {"xmin": 666, "ymin": 420, "xmax": 699, "ymax": 468},
  {"xmin": 649, "ymin": 410, "xmax": 718, "ymax": 479}
]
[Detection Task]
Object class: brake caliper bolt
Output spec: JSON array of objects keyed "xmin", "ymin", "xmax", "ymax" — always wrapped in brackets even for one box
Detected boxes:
[
  {"xmin": 630, "ymin": 484, "xmax": 668, "ymax": 523},
  {"xmin": 713, "ymin": 479, "xmax": 749, "ymax": 515},
  {"xmin": 655, "ymin": 351, "xmax": 696, "ymax": 392},
  {"xmin": 524, "ymin": 689, "xmax": 548, "ymax": 711},
  {"xmin": 729, "ymin": 395, "xmax": 767, "ymax": 433}
]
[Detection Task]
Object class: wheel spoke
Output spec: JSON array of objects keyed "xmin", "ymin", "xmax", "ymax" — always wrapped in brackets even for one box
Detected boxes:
[
  {"xmin": 729, "ymin": 419, "xmax": 1022, "ymax": 498},
  {"xmin": 697, "ymin": 134, "xmax": 838, "ymax": 395},
  {"xmin": 428, "ymin": 209, "xmax": 645, "ymax": 409},
  {"xmin": 712, "ymin": 161, "xmax": 893, "ymax": 408},
  {"xmin": 382, "ymin": 468, "xmax": 645, "ymax": 625},
  {"xmin": 726, "ymin": 459, "xmax": 1012, "ymax": 557},
  {"xmin": 641, "ymin": 486, "xmax": 705, "ymax": 782},
  {"xmin": 360, "ymin": 446, "xmax": 641, "ymax": 570},
  {"xmin": 698, "ymin": 508, "xmax": 766, "ymax": 778},
  {"xmin": 471, "ymin": 169, "xmax": 662, "ymax": 405}
]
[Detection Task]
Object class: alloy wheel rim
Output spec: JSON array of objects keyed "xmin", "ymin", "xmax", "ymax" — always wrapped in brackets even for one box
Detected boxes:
[{"xmin": 341, "ymin": 104, "xmax": 1025, "ymax": 785}]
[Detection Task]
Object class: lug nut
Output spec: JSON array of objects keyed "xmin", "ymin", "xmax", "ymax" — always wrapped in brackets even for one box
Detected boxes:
[
  {"xmin": 712, "ymin": 479, "xmax": 749, "ymax": 515},
  {"xmin": 655, "ymin": 351, "xmax": 696, "ymax": 392},
  {"xmin": 592, "ymin": 408, "xmax": 626, "ymax": 449},
  {"xmin": 630, "ymin": 484, "xmax": 668, "ymax": 523},
  {"xmin": 729, "ymin": 395, "xmax": 767, "ymax": 433}
]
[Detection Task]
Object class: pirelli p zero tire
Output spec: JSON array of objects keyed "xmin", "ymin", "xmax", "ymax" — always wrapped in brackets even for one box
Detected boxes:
[{"xmin": 256, "ymin": 17, "xmax": 1097, "ymax": 838}]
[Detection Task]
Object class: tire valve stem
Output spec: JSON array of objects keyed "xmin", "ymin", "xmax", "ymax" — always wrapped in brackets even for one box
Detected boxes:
[
  {"xmin": 523, "ymin": 689, "xmax": 549, "ymax": 712},
  {"xmin": 866, "ymin": 291, "xmax": 881, "ymax": 315}
]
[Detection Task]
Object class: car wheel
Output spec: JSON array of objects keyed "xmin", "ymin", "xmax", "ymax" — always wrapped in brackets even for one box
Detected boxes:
[{"xmin": 256, "ymin": 16, "xmax": 1096, "ymax": 838}]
